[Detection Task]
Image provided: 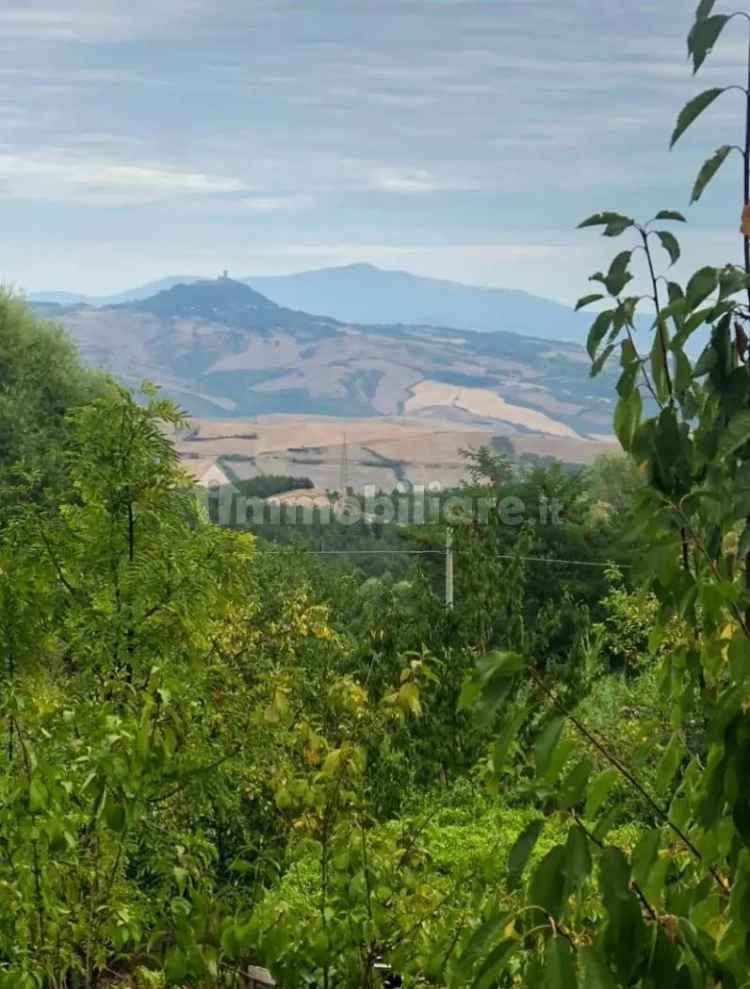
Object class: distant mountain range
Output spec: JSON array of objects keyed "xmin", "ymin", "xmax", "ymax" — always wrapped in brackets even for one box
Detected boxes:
[
  {"xmin": 29, "ymin": 277, "xmax": 199, "ymax": 309},
  {"xmin": 248, "ymin": 265, "xmax": 593, "ymax": 343},
  {"xmin": 29, "ymin": 263, "xmax": 592, "ymax": 344},
  {"xmin": 37, "ymin": 276, "xmax": 616, "ymax": 439}
]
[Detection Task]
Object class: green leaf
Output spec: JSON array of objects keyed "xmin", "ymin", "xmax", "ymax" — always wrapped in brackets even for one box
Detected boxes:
[
  {"xmin": 559, "ymin": 758, "xmax": 594, "ymax": 810},
  {"xmin": 603, "ymin": 218, "xmax": 634, "ymax": 238},
  {"xmin": 631, "ymin": 829, "xmax": 661, "ymax": 888},
  {"xmin": 616, "ymin": 363, "xmax": 638, "ymax": 398},
  {"xmin": 617, "ymin": 339, "xmax": 639, "ymax": 396},
  {"xmin": 617, "ymin": 364, "xmax": 640, "ymax": 397},
  {"xmin": 599, "ymin": 848, "xmax": 648, "ymax": 981},
  {"xmin": 667, "ymin": 280, "xmax": 684, "ymax": 302},
  {"xmin": 670, "ymin": 88, "xmax": 724, "ymax": 146},
  {"xmin": 471, "ymin": 676, "xmax": 513, "ymax": 723},
  {"xmin": 471, "ymin": 939, "xmax": 515, "ymax": 989},
  {"xmin": 135, "ymin": 724, "xmax": 151, "ymax": 766},
  {"xmin": 620, "ymin": 335, "xmax": 638, "ymax": 368},
  {"xmin": 696, "ymin": 0, "xmax": 717, "ymax": 19},
  {"xmin": 104, "ymin": 796, "xmax": 127, "ymax": 833},
  {"xmin": 491, "ymin": 705, "xmax": 529, "ymax": 773},
  {"xmin": 650, "ymin": 327, "xmax": 671, "ymax": 404},
  {"xmin": 587, "ymin": 311, "xmax": 614, "ymax": 360},
  {"xmin": 535, "ymin": 715, "xmax": 565, "ymax": 775},
  {"xmin": 563, "ymin": 825, "xmax": 592, "ymax": 887},
  {"xmin": 672, "ymin": 306, "xmax": 716, "ymax": 351},
  {"xmin": 575, "ymin": 293, "xmax": 605, "ymax": 311},
  {"xmin": 691, "ymin": 145, "xmax": 733, "ymax": 203},
  {"xmin": 28, "ymin": 778, "xmax": 48, "ymax": 814},
  {"xmin": 659, "ymin": 298, "xmax": 688, "ymax": 325},
  {"xmin": 656, "ymin": 733, "xmax": 685, "ymax": 792},
  {"xmin": 461, "ymin": 652, "xmax": 525, "ymax": 728},
  {"xmin": 459, "ymin": 910, "xmax": 509, "ymax": 970},
  {"xmin": 653, "ymin": 209, "xmax": 687, "ymax": 222},
  {"xmin": 613, "ymin": 388, "xmax": 642, "ymax": 451},
  {"xmin": 719, "ymin": 409, "xmax": 750, "ymax": 459},
  {"xmin": 544, "ymin": 938, "xmax": 578, "ymax": 989},
  {"xmin": 578, "ymin": 212, "xmax": 633, "ymax": 235},
  {"xmin": 685, "ymin": 266, "xmax": 718, "ymax": 309},
  {"xmin": 719, "ymin": 264, "xmax": 750, "ymax": 300},
  {"xmin": 579, "ymin": 946, "xmax": 618, "ymax": 989},
  {"xmin": 674, "ymin": 348, "xmax": 693, "ymax": 394},
  {"xmin": 457, "ymin": 673, "xmax": 483, "ymax": 712},
  {"xmin": 738, "ymin": 520, "xmax": 750, "ymax": 562},
  {"xmin": 164, "ymin": 947, "xmax": 189, "ymax": 985},
  {"xmin": 688, "ymin": 15, "xmax": 730, "ymax": 73},
  {"xmin": 590, "ymin": 343, "xmax": 615, "ymax": 377},
  {"xmin": 507, "ymin": 819, "xmax": 545, "ymax": 889},
  {"xmin": 611, "ymin": 296, "xmax": 638, "ymax": 335},
  {"xmin": 46, "ymin": 820, "xmax": 67, "ymax": 853},
  {"xmin": 585, "ymin": 769, "xmax": 619, "ymax": 819},
  {"xmin": 544, "ymin": 735, "xmax": 576, "ymax": 785},
  {"xmin": 529, "ymin": 845, "xmax": 567, "ymax": 919},
  {"xmin": 655, "ymin": 230, "xmax": 680, "ymax": 266},
  {"xmin": 604, "ymin": 250, "xmax": 634, "ymax": 295},
  {"xmin": 476, "ymin": 650, "xmax": 526, "ymax": 678}
]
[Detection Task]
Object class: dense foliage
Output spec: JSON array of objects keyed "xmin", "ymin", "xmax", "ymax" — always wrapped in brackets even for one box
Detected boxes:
[
  {"xmin": 0, "ymin": 291, "xmax": 111, "ymax": 505},
  {"xmin": 6, "ymin": 3, "xmax": 750, "ymax": 986},
  {"xmin": 0, "ymin": 315, "xmax": 650, "ymax": 989},
  {"xmin": 230, "ymin": 474, "xmax": 314, "ymax": 500},
  {"xmin": 458, "ymin": 2, "xmax": 750, "ymax": 984}
]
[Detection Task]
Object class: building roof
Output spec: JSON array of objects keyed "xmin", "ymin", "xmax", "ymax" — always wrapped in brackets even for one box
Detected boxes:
[
  {"xmin": 179, "ymin": 457, "xmax": 235, "ymax": 489},
  {"xmin": 266, "ymin": 487, "xmax": 331, "ymax": 507}
]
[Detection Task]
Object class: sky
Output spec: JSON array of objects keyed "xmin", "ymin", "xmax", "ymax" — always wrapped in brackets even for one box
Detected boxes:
[{"xmin": 3, "ymin": 0, "xmax": 750, "ymax": 304}]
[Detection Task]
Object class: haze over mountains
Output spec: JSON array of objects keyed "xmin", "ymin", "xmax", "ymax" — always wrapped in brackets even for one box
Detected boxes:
[
  {"xmin": 39, "ymin": 276, "xmax": 615, "ymax": 447},
  {"xmin": 30, "ymin": 263, "xmax": 593, "ymax": 345}
]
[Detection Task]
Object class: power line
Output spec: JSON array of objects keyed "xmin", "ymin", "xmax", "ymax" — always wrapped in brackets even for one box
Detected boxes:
[
  {"xmin": 314, "ymin": 549, "xmax": 442, "ymax": 555},
  {"xmin": 262, "ymin": 547, "xmax": 630, "ymax": 568},
  {"xmin": 487, "ymin": 553, "xmax": 631, "ymax": 569}
]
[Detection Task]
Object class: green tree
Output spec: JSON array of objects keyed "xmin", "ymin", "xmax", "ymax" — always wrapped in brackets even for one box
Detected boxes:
[
  {"xmin": 0, "ymin": 291, "xmax": 111, "ymax": 505},
  {"xmin": 0, "ymin": 384, "xmax": 354, "ymax": 986},
  {"xmin": 461, "ymin": 2, "xmax": 750, "ymax": 984},
  {"xmin": 585, "ymin": 451, "xmax": 644, "ymax": 520}
]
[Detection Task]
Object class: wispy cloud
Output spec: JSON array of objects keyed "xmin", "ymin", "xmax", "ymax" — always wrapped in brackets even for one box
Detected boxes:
[
  {"xmin": 0, "ymin": 155, "xmax": 245, "ymax": 204},
  {"xmin": 238, "ymin": 195, "xmax": 314, "ymax": 212},
  {"xmin": 0, "ymin": 1, "xmax": 214, "ymax": 43},
  {"xmin": 370, "ymin": 168, "xmax": 449, "ymax": 193},
  {"xmin": 3, "ymin": 0, "xmax": 745, "ymax": 295},
  {"xmin": 0, "ymin": 7, "xmax": 77, "ymax": 40}
]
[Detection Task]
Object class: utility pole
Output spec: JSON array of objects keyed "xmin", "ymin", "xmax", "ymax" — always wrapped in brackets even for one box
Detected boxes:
[
  {"xmin": 339, "ymin": 431, "xmax": 349, "ymax": 495},
  {"xmin": 445, "ymin": 527, "xmax": 454, "ymax": 610}
]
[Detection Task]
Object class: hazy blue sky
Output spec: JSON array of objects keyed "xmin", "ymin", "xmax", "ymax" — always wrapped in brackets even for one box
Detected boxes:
[{"xmin": 3, "ymin": 0, "xmax": 749, "ymax": 302}]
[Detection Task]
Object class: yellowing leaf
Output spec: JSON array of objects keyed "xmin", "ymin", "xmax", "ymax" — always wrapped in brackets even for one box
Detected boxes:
[{"xmin": 398, "ymin": 681, "xmax": 422, "ymax": 717}]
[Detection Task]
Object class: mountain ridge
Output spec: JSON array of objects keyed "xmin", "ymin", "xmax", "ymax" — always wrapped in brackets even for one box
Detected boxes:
[
  {"xmin": 246, "ymin": 263, "xmax": 590, "ymax": 343},
  {"xmin": 29, "ymin": 263, "xmax": 590, "ymax": 344}
]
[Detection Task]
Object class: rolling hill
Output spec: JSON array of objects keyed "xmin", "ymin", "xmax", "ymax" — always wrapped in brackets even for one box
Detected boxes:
[{"xmin": 48, "ymin": 276, "xmax": 616, "ymax": 441}]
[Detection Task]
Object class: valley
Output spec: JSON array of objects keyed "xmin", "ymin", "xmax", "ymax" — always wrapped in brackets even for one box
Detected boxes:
[{"xmin": 38, "ymin": 274, "xmax": 618, "ymax": 489}]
